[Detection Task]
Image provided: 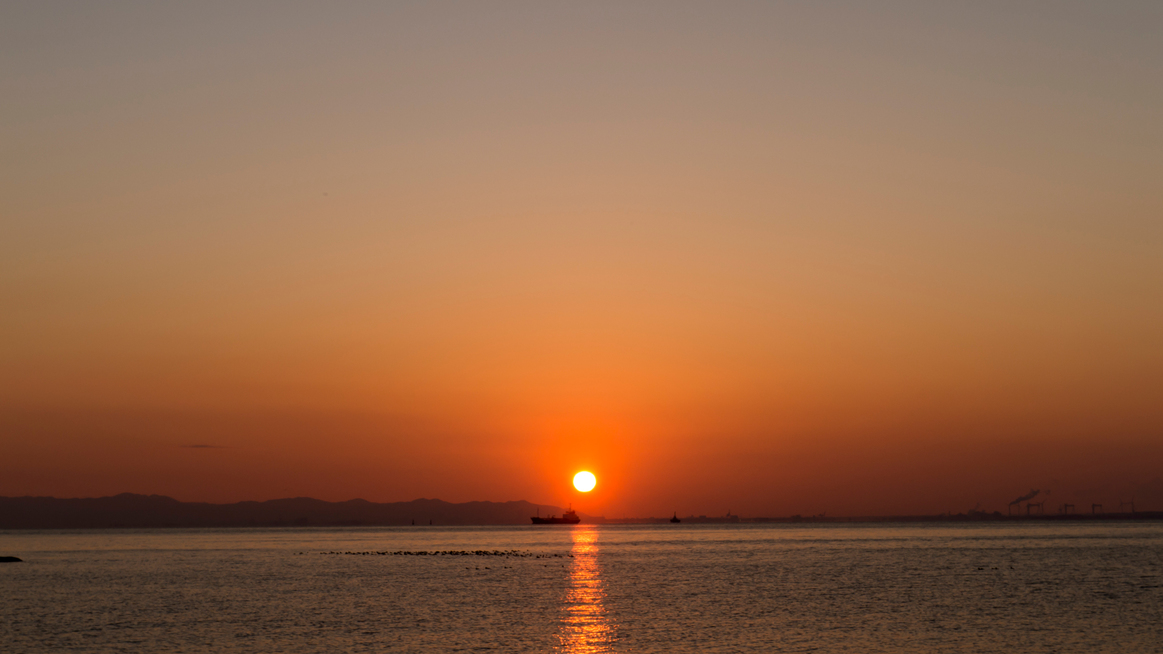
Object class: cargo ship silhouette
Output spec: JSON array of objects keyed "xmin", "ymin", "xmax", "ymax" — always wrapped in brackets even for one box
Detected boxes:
[{"xmin": 531, "ymin": 505, "xmax": 581, "ymax": 524}]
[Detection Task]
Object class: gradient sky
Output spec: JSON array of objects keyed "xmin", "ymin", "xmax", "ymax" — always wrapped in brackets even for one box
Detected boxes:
[{"xmin": 3, "ymin": 1, "xmax": 1162, "ymax": 517}]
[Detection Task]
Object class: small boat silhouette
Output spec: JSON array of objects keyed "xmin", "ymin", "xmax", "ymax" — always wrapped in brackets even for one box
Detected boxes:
[{"xmin": 670, "ymin": 512, "xmax": 681, "ymax": 524}]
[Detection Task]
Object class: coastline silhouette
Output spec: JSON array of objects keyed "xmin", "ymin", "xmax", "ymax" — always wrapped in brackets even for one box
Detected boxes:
[{"xmin": 1, "ymin": 494, "xmax": 1157, "ymax": 529}]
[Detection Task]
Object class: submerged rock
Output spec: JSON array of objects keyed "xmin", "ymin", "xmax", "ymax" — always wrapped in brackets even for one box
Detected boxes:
[{"xmin": 0, "ymin": 556, "xmax": 22, "ymax": 563}]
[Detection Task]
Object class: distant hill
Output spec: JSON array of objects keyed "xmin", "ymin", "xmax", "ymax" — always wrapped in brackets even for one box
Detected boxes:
[{"xmin": 0, "ymin": 494, "xmax": 585, "ymax": 529}]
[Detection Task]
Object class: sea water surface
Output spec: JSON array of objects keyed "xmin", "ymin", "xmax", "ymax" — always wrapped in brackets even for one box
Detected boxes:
[{"xmin": 2, "ymin": 522, "xmax": 1161, "ymax": 652}]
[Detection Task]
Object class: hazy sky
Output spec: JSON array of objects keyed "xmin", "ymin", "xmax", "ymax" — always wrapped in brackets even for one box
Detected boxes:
[{"xmin": 3, "ymin": 1, "xmax": 1161, "ymax": 516}]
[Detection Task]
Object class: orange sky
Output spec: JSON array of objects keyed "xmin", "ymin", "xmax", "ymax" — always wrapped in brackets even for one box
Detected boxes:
[{"xmin": 2, "ymin": 2, "xmax": 1161, "ymax": 516}]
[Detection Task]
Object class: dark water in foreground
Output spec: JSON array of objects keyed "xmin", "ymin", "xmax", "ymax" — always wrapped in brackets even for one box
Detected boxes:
[{"xmin": 2, "ymin": 523, "xmax": 1161, "ymax": 653}]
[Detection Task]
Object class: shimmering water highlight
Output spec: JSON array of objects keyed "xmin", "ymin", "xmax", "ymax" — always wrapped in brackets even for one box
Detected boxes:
[{"xmin": 2, "ymin": 522, "xmax": 1161, "ymax": 652}]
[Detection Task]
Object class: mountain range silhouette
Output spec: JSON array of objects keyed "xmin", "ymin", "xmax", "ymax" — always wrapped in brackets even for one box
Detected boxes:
[{"xmin": 0, "ymin": 494, "xmax": 584, "ymax": 529}]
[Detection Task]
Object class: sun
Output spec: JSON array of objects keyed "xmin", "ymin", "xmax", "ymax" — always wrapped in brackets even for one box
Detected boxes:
[{"xmin": 573, "ymin": 471, "xmax": 596, "ymax": 492}]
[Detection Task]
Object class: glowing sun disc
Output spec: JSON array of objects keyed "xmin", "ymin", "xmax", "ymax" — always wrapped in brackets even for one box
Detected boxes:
[{"xmin": 573, "ymin": 471, "xmax": 597, "ymax": 492}]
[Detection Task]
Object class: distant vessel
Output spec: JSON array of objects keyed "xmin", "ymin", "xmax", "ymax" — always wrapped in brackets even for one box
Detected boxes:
[
  {"xmin": 670, "ymin": 512, "xmax": 681, "ymax": 524},
  {"xmin": 531, "ymin": 506, "xmax": 581, "ymax": 525}
]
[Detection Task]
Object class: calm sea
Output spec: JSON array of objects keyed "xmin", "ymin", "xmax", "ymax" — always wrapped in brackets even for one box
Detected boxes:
[{"xmin": 2, "ymin": 522, "xmax": 1161, "ymax": 652}]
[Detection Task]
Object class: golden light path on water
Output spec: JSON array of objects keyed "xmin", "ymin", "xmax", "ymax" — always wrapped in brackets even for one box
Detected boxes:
[{"xmin": 557, "ymin": 526, "xmax": 614, "ymax": 653}]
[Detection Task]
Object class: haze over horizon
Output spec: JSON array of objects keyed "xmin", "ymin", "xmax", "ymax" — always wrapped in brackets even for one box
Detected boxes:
[{"xmin": 3, "ymin": 2, "xmax": 1162, "ymax": 518}]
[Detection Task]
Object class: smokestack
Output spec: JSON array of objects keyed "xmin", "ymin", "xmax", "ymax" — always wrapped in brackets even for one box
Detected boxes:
[{"xmin": 1008, "ymin": 489, "xmax": 1040, "ymax": 506}]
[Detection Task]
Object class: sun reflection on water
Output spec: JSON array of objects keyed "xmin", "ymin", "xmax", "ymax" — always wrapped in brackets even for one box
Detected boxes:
[{"xmin": 557, "ymin": 526, "xmax": 615, "ymax": 653}]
